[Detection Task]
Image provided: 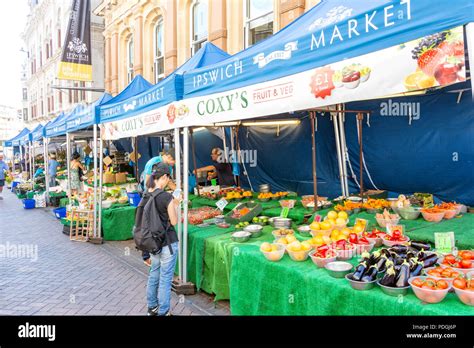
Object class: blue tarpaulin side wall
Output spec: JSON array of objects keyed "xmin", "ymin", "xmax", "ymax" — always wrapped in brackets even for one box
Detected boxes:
[
  {"xmin": 112, "ymin": 137, "xmax": 162, "ymax": 177},
  {"xmin": 344, "ymin": 86, "xmax": 474, "ymax": 206}
]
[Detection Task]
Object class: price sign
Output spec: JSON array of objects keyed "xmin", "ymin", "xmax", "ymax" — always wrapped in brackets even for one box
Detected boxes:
[
  {"xmin": 435, "ymin": 232, "xmax": 455, "ymax": 254},
  {"xmin": 280, "ymin": 207, "xmax": 290, "ymax": 218},
  {"xmin": 216, "ymin": 198, "xmax": 228, "ymax": 211}
]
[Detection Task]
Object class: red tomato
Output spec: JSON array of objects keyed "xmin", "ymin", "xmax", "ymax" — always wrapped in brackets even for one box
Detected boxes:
[
  {"xmin": 460, "ymin": 260, "xmax": 472, "ymax": 269},
  {"xmin": 441, "ymin": 269, "xmax": 453, "ymax": 278},
  {"xmin": 436, "ymin": 280, "xmax": 449, "ymax": 290},
  {"xmin": 451, "ymin": 272, "xmax": 460, "ymax": 278},
  {"xmin": 453, "ymin": 278, "xmax": 467, "ymax": 290},
  {"xmin": 452, "ymin": 262, "xmax": 461, "ymax": 268},
  {"xmin": 421, "ymin": 284, "xmax": 433, "ymax": 290},
  {"xmin": 459, "ymin": 250, "xmax": 473, "ymax": 260},
  {"xmin": 412, "ymin": 278, "xmax": 424, "ymax": 288},
  {"xmin": 444, "ymin": 255, "xmax": 456, "ymax": 264}
]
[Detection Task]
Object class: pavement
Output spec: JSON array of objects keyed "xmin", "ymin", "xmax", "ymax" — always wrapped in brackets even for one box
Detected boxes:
[{"xmin": 0, "ymin": 189, "xmax": 230, "ymax": 316}]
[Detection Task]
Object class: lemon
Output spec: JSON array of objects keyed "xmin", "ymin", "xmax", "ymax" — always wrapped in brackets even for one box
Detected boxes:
[
  {"xmin": 341, "ymin": 227, "xmax": 352, "ymax": 236},
  {"xmin": 289, "ymin": 241, "xmax": 302, "ymax": 252},
  {"xmin": 286, "ymin": 234, "xmax": 297, "ymax": 243},
  {"xmin": 335, "ymin": 217, "xmax": 347, "ymax": 226},
  {"xmin": 353, "ymin": 224, "xmax": 364, "ymax": 234},
  {"xmin": 277, "ymin": 237, "xmax": 288, "ymax": 245},
  {"xmin": 271, "ymin": 244, "xmax": 279, "ymax": 252},
  {"xmin": 327, "ymin": 211, "xmax": 338, "ymax": 220},
  {"xmin": 301, "ymin": 241, "xmax": 312, "ymax": 251},
  {"xmin": 337, "ymin": 211, "xmax": 348, "ymax": 220},
  {"xmin": 310, "ymin": 221, "xmax": 320, "ymax": 230},
  {"xmin": 322, "ymin": 235, "xmax": 331, "ymax": 245},
  {"xmin": 260, "ymin": 242, "xmax": 272, "ymax": 252},
  {"xmin": 320, "ymin": 221, "xmax": 331, "ymax": 230},
  {"xmin": 314, "ymin": 235, "xmax": 324, "ymax": 245}
]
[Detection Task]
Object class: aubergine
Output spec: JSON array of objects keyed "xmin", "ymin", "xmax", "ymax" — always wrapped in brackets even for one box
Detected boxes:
[
  {"xmin": 410, "ymin": 260, "xmax": 424, "ymax": 277},
  {"xmin": 417, "ymin": 249, "xmax": 427, "ymax": 260},
  {"xmin": 361, "ymin": 265, "xmax": 378, "ymax": 282},
  {"xmin": 379, "ymin": 265, "xmax": 397, "ymax": 287},
  {"xmin": 375, "ymin": 255, "xmax": 388, "ymax": 272},
  {"xmin": 407, "ymin": 246, "xmax": 420, "ymax": 254},
  {"xmin": 389, "ymin": 245, "xmax": 408, "ymax": 254},
  {"xmin": 360, "ymin": 251, "xmax": 372, "ymax": 265},
  {"xmin": 368, "ymin": 250, "xmax": 382, "ymax": 265},
  {"xmin": 380, "ymin": 249, "xmax": 391, "ymax": 258},
  {"xmin": 410, "ymin": 241, "xmax": 431, "ymax": 251},
  {"xmin": 395, "ymin": 261, "xmax": 410, "ymax": 287},
  {"xmin": 421, "ymin": 253, "xmax": 438, "ymax": 268},
  {"xmin": 352, "ymin": 261, "xmax": 368, "ymax": 281},
  {"xmin": 406, "ymin": 251, "xmax": 416, "ymax": 260}
]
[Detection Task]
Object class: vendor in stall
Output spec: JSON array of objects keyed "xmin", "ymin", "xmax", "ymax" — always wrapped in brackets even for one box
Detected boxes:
[
  {"xmin": 194, "ymin": 148, "xmax": 235, "ymax": 187},
  {"xmin": 141, "ymin": 149, "xmax": 176, "ymax": 191},
  {"xmin": 48, "ymin": 153, "xmax": 59, "ymax": 187},
  {"xmin": 0, "ymin": 154, "xmax": 10, "ymax": 200},
  {"xmin": 70, "ymin": 152, "xmax": 86, "ymax": 195}
]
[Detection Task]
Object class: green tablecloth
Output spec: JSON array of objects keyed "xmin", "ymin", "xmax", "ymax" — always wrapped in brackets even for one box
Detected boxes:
[
  {"xmin": 190, "ymin": 196, "xmax": 282, "ymax": 211},
  {"xmin": 186, "ymin": 212, "xmax": 474, "ymax": 312},
  {"xmin": 229, "ymin": 241, "xmax": 474, "ymax": 315},
  {"xmin": 101, "ymin": 205, "xmax": 136, "ymax": 241}
]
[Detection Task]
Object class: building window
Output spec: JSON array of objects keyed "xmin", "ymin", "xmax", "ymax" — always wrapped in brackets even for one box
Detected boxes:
[
  {"xmin": 23, "ymin": 108, "xmax": 28, "ymax": 122},
  {"xmin": 127, "ymin": 36, "xmax": 134, "ymax": 83},
  {"xmin": 74, "ymin": 83, "xmax": 78, "ymax": 103},
  {"xmin": 22, "ymin": 88, "xmax": 27, "ymax": 101},
  {"xmin": 80, "ymin": 81, "xmax": 86, "ymax": 101},
  {"xmin": 191, "ymin": 0, "xmax": 208, "ymax": 55},
  {"xmin": 153, "ymin": 18, "xmax": 165, "ymax": 83},
  {"xmin": 58, "ymin": 90, "xmax": 62, "ymax": 105},
  {"xmin": 244, "ymin": 0, "xmax": 274, "ymax": 48},
  {"xmin": 68, "ymin": 90, "xmax": 72, "ymax": 103},
  {"xmin": 57, "ymin": 29, "xmax": 61, "ymax": 49}
]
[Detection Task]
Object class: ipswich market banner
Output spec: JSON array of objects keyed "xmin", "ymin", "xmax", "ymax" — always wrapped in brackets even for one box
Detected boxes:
[
  {"xmin": 58, "ymin": 0, "xmax": 92, "ymax": 81},
  {"xmin": 101, "ymin": 0, "xmax": 473, "ymax": 140}
]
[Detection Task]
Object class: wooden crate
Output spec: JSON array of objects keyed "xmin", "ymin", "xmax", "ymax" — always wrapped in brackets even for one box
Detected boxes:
[{"xmin": 69, "ymin": 209, "xmax": 94, "ymax": 242}]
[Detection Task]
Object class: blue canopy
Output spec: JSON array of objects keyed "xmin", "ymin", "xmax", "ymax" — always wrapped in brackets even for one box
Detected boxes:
[
  {"xmin": 97, "ymin": 75, "xmax": 153, "ymax": 123},
  {"xmin": 43, "ymin": 112, "xmax": 69, "ymax": 138},
  {"xmin": 4, "ymin": 127, "xmax": 30, "ymax": 147},
  {"xmin": 183, "ymin": 0, "xmax": 474, "ymax": 98},
  {"xmin": 67, "ymin": 93, "xmax": 112, "ymax": 132},
  {"xmin": 29, "ymin": 124, "xmax": 45, "ymax": 142},
  {"xmin": 97, "ymin": 43, "xmax": 230, "ymax": 124}
]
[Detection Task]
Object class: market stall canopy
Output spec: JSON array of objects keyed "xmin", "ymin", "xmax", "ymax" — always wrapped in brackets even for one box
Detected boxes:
[
  {"xmin": 96, "ymin": 75, "xmax": 153, "ymax": 124},
  {"xmin": 4, "ymin": 127, "xmax": 30, "ymax": 147},
  {"xmin": 98, "ymin": 43, "xmax": 230, "ymax": 140},
  {"xmin": 179, "ymin": 0, "xmax": 473, "ymax": 125},
  {"xmin": 16, "ymin": 126, "xmax": 36, "ymax": 146},
  {"xmin": 29, "ymin": 124, "xmax": 45, "ymax": 142},
  {"xmin": 66, "ymin": 93, "xmax": 112, "ymax": 133},
  {"xmin": 43, "ymin": 111, "xmax": 72, "ymax": 138}
]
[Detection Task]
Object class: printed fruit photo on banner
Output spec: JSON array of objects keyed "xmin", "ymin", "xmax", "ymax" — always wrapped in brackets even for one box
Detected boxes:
[
  {"xmin": 405, "ymin": 27, "xmax": 465, "ymax": 91},
  {"xmin": 167, "ymin": 104, "xmax": 176, "ymax": 124}
]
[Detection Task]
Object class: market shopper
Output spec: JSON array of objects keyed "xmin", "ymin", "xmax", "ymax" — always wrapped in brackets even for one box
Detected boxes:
[
  {"xmin": 48, "ymin": 153, "xmax": 59, "ymax": 187},
  {"xmin": 142, "ymin": 149, "xmax": 176, "ymax": 191},
  {"xmin": 0, "ymin": 154, "xmax": 10, "ymax": 200},
  {"xmin": 141, "ymin": 149, "xmax": 177, "ymax": 266},
  {"xmin": 194, "ymin": 148, "xmax": 235, "ymax": 187},
  {"xmin": 70, "ymin": 152, "xmax": 86, "ymax": 195},
  {"xmin": 145, "ymin": 163, "xmax": 180, "ymax": 316}
]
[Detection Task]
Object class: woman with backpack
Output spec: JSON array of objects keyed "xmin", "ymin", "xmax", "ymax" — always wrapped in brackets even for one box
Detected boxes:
[{"xmin": 144, "ymin": 162, "xmax": 181, "ymax": 316}]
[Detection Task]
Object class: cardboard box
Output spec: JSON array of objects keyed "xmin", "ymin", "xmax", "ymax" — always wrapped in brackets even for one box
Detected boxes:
[
  {"xmin": 103, "ymin": 172, "xmax": 116, "ymax": 184},
  {"xmin": 115, "ymin": 172, "xmax": 127, "ymax": 184}
]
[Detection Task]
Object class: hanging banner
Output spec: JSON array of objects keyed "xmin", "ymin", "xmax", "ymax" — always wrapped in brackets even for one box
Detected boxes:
[
  {"xmin": 58, "ymin": 0, "xmax": 92, "ymax": 81},
  {"xmin": 101, "ymin": 26, "xmax": 467, "ymax": 140}
]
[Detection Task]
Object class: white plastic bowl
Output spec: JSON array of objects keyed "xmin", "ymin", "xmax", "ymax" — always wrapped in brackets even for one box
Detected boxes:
[
  {"xmin": 408, "ymin": 277, "xmax": 451, "ymax": 304},
  {"xmin": 353, "ymin": 241, "xmax": 375, "ymax": 255},
  {"xmin": 453, "ymin": 286, "xmax": 474, "ymax": 306},
  {"xmin": 309, "ymin": 250, "xmax": 337, "ymax": 268},
  {"xmin": 437, "ymin": 256, "xmax": 474, "ymax": 276},
  {"xmin": 376, "ymin": 216, "xmax": 400, "ymax": 228},
  {"xmin": 335, "ymin": 245, "xmax": 355, "ymax": 261},
  {"xmin": 286, "ymin": 246, "xmax": 312, "ymax": 262},
  {"xmin": 261, "ymin": 244, "xmax": 286, "ymax": 262},
  {"xmin": 382, "ymin": 236, "xmax": 410, "ymax": 247}
]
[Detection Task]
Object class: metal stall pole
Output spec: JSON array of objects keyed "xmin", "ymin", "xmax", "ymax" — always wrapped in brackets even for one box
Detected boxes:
[
  {"xmin": 66, "ymin": 133, "xmax": 72, "ymax": 204},
  {"xmin": 332, "ymin": 107, "xmax": 346, "ymax": 197},
  {"xmin": 182, "ymin": 127, "xmax": 190, "ymax": 284},
  {"xmin": 229, "ymin": 127, "xmax": 236, "ymax": 184},
  {"xmin": 310, "ymin": 111, "xmax": 319, "ymax": 212},
  {"xmin": 98, "ymin": 135, "xmax": 104, "ymax": 240},
  {"xmin": 222, "ymin": 127, "xmax": 228, "ymax": 162},
  {"xmin": 133, "ymin": 137, "xmax": 139, "ymax": 181},
  {"xmin": 357, "ymin": 113, "xmax": 364, "ymax": 200},
  {"xmin": 234, "ymin": 126, "xmax": 241, "ymax": 187},
  {"xmin": 19, "ymin": 146, "xmax": 23, "ymax": 173},
  {"xmin": 189, "ymin": 129, "xmax": 200, "ymax": 196},
  {"xmin": 338, "ymin": 105, "xmax": 350, "ymax": 196},
  {"xmin": 92, "ymin": 125, "xmax": 98, "ymax": 239},
  {"xmin": 174, "ymin": 128, "xmax": 183, "ymax": 281},
  {"xmin": 29, "ymin": 141, "xmax": 33, "ymax": 181},
  {"xmin": 43, "ymin": 138, "xmax": 50, "ymax": 205}
]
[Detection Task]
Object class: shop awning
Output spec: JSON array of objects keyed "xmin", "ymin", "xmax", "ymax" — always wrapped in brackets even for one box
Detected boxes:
[
  {"xmin": 66, "ymin": 93, "xmax": 112, "ymax": 133},
  {"xmin": 43, "ymin": 112, "xmax": 69, "ymax": 138},
  {"xmin": 29, "ymin": 124, "xmax": 45, "ymax": 142},
  {"xmin": 99, "ymin": 43, "xmax": 230, "ymax": 140},
  {"xmin": 176, "ymin": 0, "xmax": 473, "ymax": 126},
  {"xmin": 97, "ymin": 75, "xmax": 153, "ymax": 124},
  {"xmin": 4, "ymin": 127, "xmax": 30, "ymax": 147}
]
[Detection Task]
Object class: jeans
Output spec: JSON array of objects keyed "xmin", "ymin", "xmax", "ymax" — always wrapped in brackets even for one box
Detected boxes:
[
  {"xmin": 146, "ymin": 242, "xmax": 178, "ymax": 315},
  {"xmin": 49, "ymin": 176, "xmax": 56, "ymax": 187}
]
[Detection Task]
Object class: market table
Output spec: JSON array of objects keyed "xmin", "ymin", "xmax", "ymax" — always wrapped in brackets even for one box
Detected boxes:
[
  {"xmin": 229, "ymin": 239, "xmax": 474, "ymax": 315},
  {"xmin": 101, "ymin": 204, "xmax": 136, "ymax": 241},
  {"xmin": 190, "ymin": 196, "xmax": 282, "ymax": 211},
  {"xmin": 187, "ymin": 212, "xmax": 473, "ymax": 307}
]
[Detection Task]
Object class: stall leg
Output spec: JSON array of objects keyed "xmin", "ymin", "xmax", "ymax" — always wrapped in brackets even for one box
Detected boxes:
[
  {"xmin": 89, "ymin": 125, "xmax": 102, "ymax": 244},
  {"xmin": 173, "ymin": 128, "xmax": 183, "ymax": 282},
  {"xmin": 310, "ymin": 111, "xmax": 319, "ymax": 212},
  {"xmin": 333, "ymin": 106, "xmax": 345, "ymax": 197},
  {"xmin": 172, "ymin": 127, "xmax": 195, "ymax": 295},
  {"xmin": 338, "ymin": 105, "xmax": 350, "ymax": 196},
  {"xmin": 357, "ymin": 113, "xmax": 364, "ymax": 200},
  {"xmin": 98, "ymin": 135, "xmax": 104, "ymax": 241},
  {"xmin": 66, "ymin": 133, "xmax": 72, "ymax": 205},
  {"xmin": 43, "ymin": 139, "xmax": 50, "ymax": 205},
  {"xmin": 190, "ymin": 129, "xmax": 200, "ymax": 196}
]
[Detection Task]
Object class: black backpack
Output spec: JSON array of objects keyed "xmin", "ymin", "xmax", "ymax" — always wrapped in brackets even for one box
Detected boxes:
[{"xmin": 133, "ymin": 189, "xmax": 173, "ymax": 254}]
